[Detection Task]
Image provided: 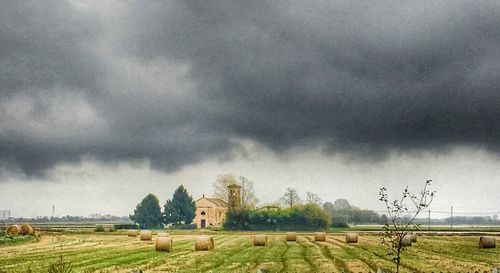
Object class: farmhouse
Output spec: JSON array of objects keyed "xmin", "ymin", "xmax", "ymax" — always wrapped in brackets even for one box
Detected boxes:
[
  {"xmin": 193, "ymin": 196, "xmax": 228, "ymax": 228},
  {"xmin": 193, "ymin": 184, "xmax": 241, "ymax": 228}
]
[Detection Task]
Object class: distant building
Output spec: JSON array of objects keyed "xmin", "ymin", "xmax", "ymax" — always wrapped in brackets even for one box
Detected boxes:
[
  {"xmin": 193, "ymin": 184, "xmax": 242, "ymax": 228},
  {"xmin": 193, "ymin": 196, "xmax": 228, "ymax": 228},
  {"xmin": 0, "ymin": 210, "xmax": 11, "ymax": 220},
  {"xmin": 228, "ymin": 184, "xmax": 242, "ymax": 212}
]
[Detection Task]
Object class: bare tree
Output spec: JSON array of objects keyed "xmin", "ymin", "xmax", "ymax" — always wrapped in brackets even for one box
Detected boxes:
[
  {"xmin": 333, "ymin": 198, "xmax": 351, "ymax": 210},
  {"xmin": 280, "ymin": 188, "xmax": 301, "ymax": 208},
  {"xmin": 239, "ymin": 176, "xmax": 259, "ymax": 209},
  {"xmin": 213, "ymin": 174, "xmax": 237, "ymax": 201},
  {"xmin": 305, "ymin": 192, "xmax": 322, "ymax": 206},
  {"xmin": 379, "ymin": 180, "xmax": 435, "ymax": 273},
  {"xmin": 213, "ymin": 174, "xmax": 259, "ymax": 210}
]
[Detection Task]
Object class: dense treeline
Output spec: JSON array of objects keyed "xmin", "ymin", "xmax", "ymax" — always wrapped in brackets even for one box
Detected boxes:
[
  {"xmin": 224, "ymin": 204, "xmax": 330, "ymax": 231},
  {"xmin": 326, "ymin": 208, "xmax": 383, "ymax": 226},
  {"xmin": 1, "ymin": 215, "xmax": 130, "ymax": 223},
  {"xmin": 322, "ymin": 199, "xmax": 383, "ymax": 227},
  {"xmin": 443, "ymin": 216, "xmax": 499, "ymax": 225},
  {"xmin": 130, "ymin": 185, "xmax": 197, "ymax": 229}
]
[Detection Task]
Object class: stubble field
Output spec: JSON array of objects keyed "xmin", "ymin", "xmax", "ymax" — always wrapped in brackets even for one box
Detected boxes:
[{"xmin": 0, "ymin": 232, "xmax": 498, "ymax": 273}]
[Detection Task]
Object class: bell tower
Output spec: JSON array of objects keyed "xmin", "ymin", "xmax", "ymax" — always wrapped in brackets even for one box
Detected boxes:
[{"xmin": 227, "ymin": 184, "xmax": 242, "ymax": 212}]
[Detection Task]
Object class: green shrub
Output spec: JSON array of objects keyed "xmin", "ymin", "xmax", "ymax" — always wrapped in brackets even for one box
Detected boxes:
[
  {"xmin": 113, "ymin": 224, "xmax": 138, "ymax": 230},
  {"xmin": 332, "ymin": 220, "xmax": 349, "ymax": 228},
  {"xmin": 94, "ymin": 225, "xmax": 105, "ymax": 232},
  {"xmin": 224, "ymin": 204, "xmax": 330, "ymax": 230}
]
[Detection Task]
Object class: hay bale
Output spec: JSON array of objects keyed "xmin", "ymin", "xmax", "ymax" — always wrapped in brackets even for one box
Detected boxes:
[
  {"xmin": 20, "ymin": 224, "xmax": 35, "ymax": 235},
  {"xmin": 155, "ymin": 237, "xmax": 173, "ymax": 252},
  {"xmin": 479, "ymin": 236, "xmax": 496, "ymax": 248},
  {"xmin": 6, "ymin": 225, "xmax": 21, "ymax": 236},
  {"xmin": 29, "ymin": 225, "xmax": 36, "ymax": 235},
  {"xmin": 285, "ymin": 232, "xmax": 297, "ymax": 241},
  {"xmin": 346, "ymin": 233, "xmax": 358, "ymax": 243},
  {"xmin": 127, "ymin": 230, "xmax": 138, "ymax": 237},
  {"xmin": 195, "ymin": 236, "xmax": 214, "ymax": 251},
  {"xmin": 140, "ymin": 230, "xmax": 152, "ymax": 241},
  {"xmin": 253, "ymin": 234, "xmax": 267, "ymax": 246},
  {"xmin": 157, "ymin": 232, "xmax": 170, "ymax": 237},
  {"xmin": 401, "ymin": 235, "xmax": 412, "ymax": 246},
  {"xmin": 409, "ymin": 233, "xmax": 417, "ymax": 243},
  {"xmin": 314, "ymin": 232, "xmax": 326, "ymax": 242}
]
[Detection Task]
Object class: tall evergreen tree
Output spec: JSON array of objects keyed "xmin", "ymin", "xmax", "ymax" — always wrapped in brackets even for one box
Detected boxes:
[
  {"xmin": 130, "ymin": 193, "xmax": 163, "ymax": 228},
  {"xmin": 163, "ymin": 185, "xmax": 196, "ymax": 224}
]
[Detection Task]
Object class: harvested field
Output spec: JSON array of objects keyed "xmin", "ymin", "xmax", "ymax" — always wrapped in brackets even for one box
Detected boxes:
[{"xmin": 0, "ymin": 232, "xmax": 498, "ymax": 272}]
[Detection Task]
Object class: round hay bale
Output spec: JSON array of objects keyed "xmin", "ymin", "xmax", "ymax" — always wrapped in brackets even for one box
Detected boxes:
[
  {"xmin": 346, "ymin": 233, "xmax": 358, "ymax": 243},
  {"xmin": 479, "ymin": 236, "xmax": 496, "ymax": 249},
  {"xmin": 285, "ymin": 232, "xmax": 297, "ymax": 241},
  {"xmin": 409, "ymin": 233, "xmax": 417, "ymax": 243},
  {"xmin": 6, "ymin": 225, "xmax": 21, "ymax": 236},
  {"xmin": 127, "ymin": 230, "xmax": 138, "ymax": 237},
  {"xmin": 401, "ymin": 235, "xmax": 412, "ymax": 246},
  {"xmin": 253, "ymin": 234, "xmax": 267, "ymax": 246},
  {"xmin": 140, "ymin": 230, "xmax": 152, "ymax": 241},
  {"xmin": 20, "ymin": 224, "xmax": 35, "ymax": 235},
  {"xmin": 195, "ymin": 236, "xmax": 214, "ymax": 251},
  {"xmin": 157, "ymin": 232, "xmax": 170, "ymax": 237},
  {"xmin": 314, "ymin": 232, "xmax": 326, "ymax": 242},
  {"xmin": 155, "ymin": 237, "xmax": 173, "ymax": 252}
]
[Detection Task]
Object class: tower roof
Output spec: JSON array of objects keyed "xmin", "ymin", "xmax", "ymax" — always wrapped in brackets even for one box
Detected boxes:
[{"xmin": 228, "ymin": 183, "xmax": 241, "ymax": 188}]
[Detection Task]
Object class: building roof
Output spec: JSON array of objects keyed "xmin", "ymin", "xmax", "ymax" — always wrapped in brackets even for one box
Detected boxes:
[
  {"xmin": 196, "ymin": 197, "xmax": 228, "ymax": 208},
  {"xmin": 207, "ymin": 198, "xmax": 228, "ymax": 207}
]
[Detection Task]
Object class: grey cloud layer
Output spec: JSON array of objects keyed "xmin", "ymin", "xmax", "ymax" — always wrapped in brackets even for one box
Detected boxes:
[{"xmin": 1, "ymin": 0, "xmax": 500, "ymax": 177}]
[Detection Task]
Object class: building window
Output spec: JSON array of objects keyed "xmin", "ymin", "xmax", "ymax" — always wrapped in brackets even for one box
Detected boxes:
[
  {"xmin": 219, "ymin": 212, "xmax": 221, "ymax": 217},
  {"xmin": 201, "ymin": 211, "xmax": 206, "ymax": 216}
]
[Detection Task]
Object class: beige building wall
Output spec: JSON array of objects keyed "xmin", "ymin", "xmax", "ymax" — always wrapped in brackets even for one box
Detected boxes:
[{"xmin": 193, "ymin": 197, "xmax": 228, "ymax": 228}]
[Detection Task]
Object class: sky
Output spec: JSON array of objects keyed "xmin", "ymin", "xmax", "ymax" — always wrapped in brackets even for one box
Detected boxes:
[{"xmin": 1, "ymin": 0, "xmax": 500, "ymax": 218}]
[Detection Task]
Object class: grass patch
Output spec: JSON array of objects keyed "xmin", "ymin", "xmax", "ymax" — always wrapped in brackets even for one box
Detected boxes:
[
  {"xmin": 0, "ymin": 235, "xmax": 38, "ymax": 246},
  {"xmin": 0, "ymin": 233, "xmax": 498, "ymax": 272}
]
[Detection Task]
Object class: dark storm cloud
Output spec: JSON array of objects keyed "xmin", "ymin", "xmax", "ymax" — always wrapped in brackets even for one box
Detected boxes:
[
  {"xmin": 0, "ymin": 1, "xmax": 102, "ymax": 96},
  {"xmin": 121, "ymin": 0, "xmax": 500, "ymax": 149},
  {"xmin": 1, "ymin": 0, "xmax": 500, "ymax": 177}
]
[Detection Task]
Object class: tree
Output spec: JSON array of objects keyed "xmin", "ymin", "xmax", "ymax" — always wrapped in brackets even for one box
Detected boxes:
[
  {"xmin": 322, "ymin": 201, "xmax": 335, "ymax": 212},
  {"xmin": 305, "ymin": 192, "xmax": 322, "ymax": 206},
  {"xmin": 130, "ymin": 194, "xmax": 163, "ymax": 228},
  {"xmin": 213, "ymin": 174, "xmax": 259, "ymax": 209},
  {"xmin": 379, "ymin": 180, "xmax": 435, "ymax": 273},
  {"xmin": 280, "ymin": 188, "xmax": 301, "ymax": 208},
  {"xmin": 213, "ymin": 174, "xmax": 237, "ymax": 201},
  {"xmin": 239, "ymin": 176, "xmax": 259, "ymax": 209},
  {"xmin": 163, "ymin": 185, "xmax": 196, "ymax": 225},
  {"xmin": 380, "ymin": 214, "xmax": 388, "ymax": 224},
  {"xmin": 333, "ymin": 198, "xmax": 351, "ymax": 210}
]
